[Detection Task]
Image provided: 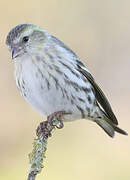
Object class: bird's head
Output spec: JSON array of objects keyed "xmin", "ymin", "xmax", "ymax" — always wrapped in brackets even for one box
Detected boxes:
[{"xmin": 6, "ymin": 24, "xmax": 49, "ymax": 59}]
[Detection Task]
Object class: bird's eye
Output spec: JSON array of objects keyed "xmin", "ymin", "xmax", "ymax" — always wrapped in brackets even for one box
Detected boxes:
[{"xmin": 22, "ymin": 36, "xmax": 29, "ymax": 43}]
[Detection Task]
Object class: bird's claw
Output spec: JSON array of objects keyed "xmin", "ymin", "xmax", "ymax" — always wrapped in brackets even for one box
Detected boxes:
[
  {"xmin": 47, "ymin": 111, "xmax": 66, "ymax": 129},
  {"xmin": 36, "ymin": 111, "xmax": 70, "ymax": 137}
]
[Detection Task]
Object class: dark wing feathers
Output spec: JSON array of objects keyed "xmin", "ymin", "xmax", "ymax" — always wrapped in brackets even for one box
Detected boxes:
[{"xmin": 77, "ymin": 65, "xmax": 118, "ymax": 125}]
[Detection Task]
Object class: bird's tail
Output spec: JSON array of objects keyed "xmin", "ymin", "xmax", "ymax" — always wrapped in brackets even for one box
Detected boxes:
[{"xmin": 95, "ymin": 115, "xmax": 128, "ymax": 138}]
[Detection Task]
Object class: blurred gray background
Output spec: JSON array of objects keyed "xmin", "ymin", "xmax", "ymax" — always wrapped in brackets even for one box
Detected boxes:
[{"xmin": 0, "ymin": 0, "xmax": 130, "ymax": 179}]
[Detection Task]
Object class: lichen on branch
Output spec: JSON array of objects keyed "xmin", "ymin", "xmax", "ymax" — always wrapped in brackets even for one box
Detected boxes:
[{"xmin": 27, "ymin": 118, "xmax": 61, "ymax": 180}]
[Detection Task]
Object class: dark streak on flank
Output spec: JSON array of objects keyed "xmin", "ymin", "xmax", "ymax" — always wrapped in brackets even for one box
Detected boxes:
[
  {"xmin": 57, "ymin": 56, "xmax": 61, "ymax": 59},
  {"xmin": 50, "ymin": 74, "xmax": 59, "ymax": 90},
  {"xmin": 71, "ymin": 99, "xmax": 74, "ymax": 105},
  {"xmin": 18, "ymin": 80, "xmax": 20, "ymax": 88},
  {"xmin": 59, "ymin": 86, "xmax": 65, "ymax": 98},
  {"xmin": 63, "ymin": 89, "xmax": 69, "ymax": 100},
  {"xmin": 64, "ymin": 79, "xmax": 79, "ymax": 91},
  {"xmin": 82, "ymin": 87, "xmax": 91, "ymax": 93},
  {"xmin": 53, "ymin": 64, "xmax": 63, "ymax": 75},
  {"xmin": 76, "ymin": 60, "xmax": 85, "ymax": 68},
  {"xmin": 64, "ymin": 73, "xmax": 69, "ymax": 79},
  {"xmin": 64, "ymin": 79, "xmax": 92, "ymax": 93},
  {"xmin": 41, "ymin": 85, "xmax": 44, "ymax": 89},
  {"xmin": 46, "ymin": 52, "xmax": 54, "ymax": 62},
  {"xmin": 23, "ymin": 93, "xmax": 26, "ymax": 97},
  {"xmin": 86, "ymin": 107, "xmax": 90, "ymax": 117},
  {"xmin": 45, "ymin": 78, "xmax": 50, "ymax": 90},
  {"xmin": 48, "ymin": 65, "xmax": 53, "ymax": 70},
  {"xmin": 23, "ymin": 80, "xmax": 25, "ymax": 85},
  {"xmin": 76, "ymin": 105, "xmax": 85, "ymax": 118},
  {"xmin": 22, "ymin": 79, "xmax": 25, "ymax": 89},
  {"xmin": 48, "ymin": 72, "xmax": 51, "ymax": 78},
  {"xmin": 78, "ymin": 97, "xmax": 85, "ymax": 103},
  {"xmin": 47, "ymin": 71, "xmax": 64, "ymax": 95},
  {"xmin": 71, "ymin": 94, "xmax": 76, "ymax": 100},
  {"xmin": 38, "ymin": 68, "xmax": 44, "ymax": 78},
  {"xmin": 87, "ymin": 95, "xmax": 92, "ymax": 104},
  {"xmin": 59, "ymin": 61, "xmax": 80, "ymax": 78},
  {"xmin": 54, "ymin": 79, "xmax": 59, "ymax": 90},
  {"xmin": 22, "ymin": 84, "xmax": 25, "ymax": 90}
]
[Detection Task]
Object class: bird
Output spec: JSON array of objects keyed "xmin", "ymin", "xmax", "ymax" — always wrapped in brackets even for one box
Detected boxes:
[{"xmin": 6, "ymin": 24, "xmax": 127, "ymax": 138}]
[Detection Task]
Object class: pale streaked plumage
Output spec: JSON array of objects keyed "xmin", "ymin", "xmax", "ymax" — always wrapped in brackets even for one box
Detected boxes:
[{"xmin": 6, "ymin": 24, "xmax": 127, "ymax": 137}]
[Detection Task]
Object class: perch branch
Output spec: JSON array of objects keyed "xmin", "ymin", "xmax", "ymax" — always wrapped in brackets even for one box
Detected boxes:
[{"xmin": 27, "ymin": 111, "xmax": 68, "ymax": 180}]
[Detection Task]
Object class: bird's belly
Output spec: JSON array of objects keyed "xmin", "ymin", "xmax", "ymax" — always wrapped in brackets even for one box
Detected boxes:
[
  {"xmin": 25, "ymin": 81, "xmax": 72, "ymax": 117},
  {"xmin": 21, "ymin": 80, "xmax": 83, "ymax": 121},
  {"xmin": 16, "ymin": 70, "xmax": 81, "ymax": 121}
]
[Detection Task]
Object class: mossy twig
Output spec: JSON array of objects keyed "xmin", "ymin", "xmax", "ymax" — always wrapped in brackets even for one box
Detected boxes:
[{"xmin": 27, "ymin": 118, "xmax": 60, "ymax": 180}]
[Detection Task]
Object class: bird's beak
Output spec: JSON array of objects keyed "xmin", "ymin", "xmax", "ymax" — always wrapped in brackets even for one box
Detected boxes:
[{"xmin": 11, "ymin": 47, "xmax": 22, "ymax": 59}]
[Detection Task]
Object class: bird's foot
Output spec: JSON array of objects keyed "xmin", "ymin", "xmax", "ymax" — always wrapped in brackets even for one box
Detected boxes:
[
  {"xmin": 36, "ymin": 111, "xmax": 70, "ymax": 137},
  {"xmin": 47, "ymin": 111, "xmax": 66, "ymax": 129}
]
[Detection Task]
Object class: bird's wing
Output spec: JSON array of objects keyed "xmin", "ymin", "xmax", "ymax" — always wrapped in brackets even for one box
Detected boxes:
[{"xmin": 77, "ymin": 62, "xmax": 118, "ymax": 125}]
